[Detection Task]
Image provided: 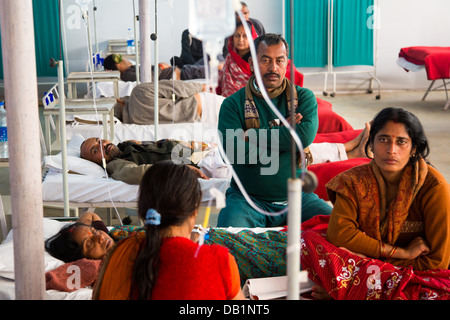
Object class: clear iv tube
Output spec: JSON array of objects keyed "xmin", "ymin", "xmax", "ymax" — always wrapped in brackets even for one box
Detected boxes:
[
  {"xmin": 188, "ymin": 0, "xmax": 235, "ymax": 90},
  {"xmin": 215, "ymin": 7, "xmax": 307, "ymax": 217},
  {"xmin": 235, "ymin": 9, "xmax": 306, "ymax": 171},
  {"xmin": 82, "ymin": 11, "xmax": 123, "ymax": 226}
]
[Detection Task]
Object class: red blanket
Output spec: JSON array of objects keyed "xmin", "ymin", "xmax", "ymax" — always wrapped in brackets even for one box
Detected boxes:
[
  {"xmin": 301, "ymin": 216, "xmax": 450, "ymax": 300},
  {"xmin": 309, "ymin": 129, "xmax": 371, "ymax": 201},
  {"xmin": 399, "ymin": 46, "xmax": 450, "ymax": 80},
  {"xmin": 316, "ymin": 98, "xmax": 354, "ymax": 133},
  {"xmin": 46, "ymin": 258, "xmax": 102, "ymax": 292},
  {"xmin": 309, "ymin": 158, "xmax": 371, "ymax": 201}
]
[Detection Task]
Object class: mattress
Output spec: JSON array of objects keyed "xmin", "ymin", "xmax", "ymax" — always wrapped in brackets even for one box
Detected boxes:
[
  {"xmin": 399, "ymin": 46, "xmax": 450, "ymax": 80},
  {"xmin": 42, "ymin": 171, "xmax": 231, "ymax": 205},
  {"xmin": 66, "ymin": 121, "xmax": 220, "ymax": 144}
]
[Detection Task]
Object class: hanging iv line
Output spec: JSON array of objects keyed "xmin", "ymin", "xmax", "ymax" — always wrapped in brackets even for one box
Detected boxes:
[
  {"xmin": 76, "ymin": 0, "xmax": 123, "ymax": 225},
  {"xmin": 187, "ymin": 0, "xmax": 310, "ymax": 217},
  {"xmin": 217, "ymin": 3, "xmax": 310, "ymax": 217}
]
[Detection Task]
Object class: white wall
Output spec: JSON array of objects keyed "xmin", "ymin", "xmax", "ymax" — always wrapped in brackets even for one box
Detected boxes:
[
  {"xmin": 61, "ymin": 0, "xmax": 450, "ymax": 92},
  {"xmin": 376, "ymin": 0, "xmax": 450, "ymax": 91},
  {"xmin": 61, "ymin": 0, "xmax": 137, "ymax": 74}
]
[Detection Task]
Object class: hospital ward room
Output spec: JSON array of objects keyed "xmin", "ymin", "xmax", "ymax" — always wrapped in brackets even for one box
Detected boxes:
[{"xmin": 1, "ymin": 0, "xmax": 450, "ymax": 307}]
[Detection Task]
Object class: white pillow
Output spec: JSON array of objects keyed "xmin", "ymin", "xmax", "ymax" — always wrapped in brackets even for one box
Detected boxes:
[
  {"xmin": 45, "ymin": 154, "xmax": 106, "ymax": 178},
  {"xmin": 66, "ymin": 133, "xmax": 85, "ymax": 157},
  {"xmin": 4, "ymin": 217, "xmax": 70, "ymax": 244},
  {"xmin": 0, "ymin": 218, "xmax": 71, "ymax": 280},
  {"xmin": 44, "ymin": 134, "xmax": 106, "ymax": 178}
]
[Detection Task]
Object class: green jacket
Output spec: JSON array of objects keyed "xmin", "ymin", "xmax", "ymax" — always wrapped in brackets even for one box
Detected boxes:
[{"xmin": 218, "ymin": 86, "xmax": 318, "ymax": 202}]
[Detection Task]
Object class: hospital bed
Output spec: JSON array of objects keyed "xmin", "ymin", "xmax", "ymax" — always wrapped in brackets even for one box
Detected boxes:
[
  {"xmin": 0, "ymin": 218, "xmax": 93, "ymax": 299},
  {"xmin": 41, "ymin": 133, "xmax": 231, "ymax": 217},
  {"xmin": 398, "ymin": 46, "xmax": 450, "ymax": 110},
  {"xmin": 0, "ymin": 216, "xmax": 313, "ymax": 300},
  {"xmin": 42, "ymin": 83, "xmax": 117, "ymax": 154}
]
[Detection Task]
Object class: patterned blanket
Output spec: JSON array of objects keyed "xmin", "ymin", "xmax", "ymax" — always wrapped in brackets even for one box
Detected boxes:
[
  {"xmin": 301, "ymin": 216, "xmax": 450, "ymax": 300},
  {"xmin": 206, "ymin": 229, "xmax": 287, "ymax": 285}
]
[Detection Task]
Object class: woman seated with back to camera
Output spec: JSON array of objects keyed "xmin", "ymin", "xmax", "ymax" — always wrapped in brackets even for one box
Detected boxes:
[{"xmin": 92, "ymin": 161, "xmax": 245, "ymax": 300}]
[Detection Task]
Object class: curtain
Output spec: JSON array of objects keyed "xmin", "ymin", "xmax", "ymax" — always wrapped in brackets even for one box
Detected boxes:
[
  {"xmin": 333, "ymin": 0, "xmax": 374, "ymax": 67},
  {"xmin": 0, "ymin": 0, "xmax": 62, "ymax": 79},
  {"xmin": 285, "ymin": 0, "xmax": 328, "ymax": 68},
  {"xmin": 285, "ymin": 0, "xmax": 374, "ymax": 68}
]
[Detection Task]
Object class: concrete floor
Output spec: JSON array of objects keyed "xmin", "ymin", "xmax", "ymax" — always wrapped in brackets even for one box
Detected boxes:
[
  {"xmin": 1, "ymin": 89, "xmax": 449, "ymax": 237},
  {"xmin": 320, "ymin": 89, "xmax": 450, "ymax": 183}
]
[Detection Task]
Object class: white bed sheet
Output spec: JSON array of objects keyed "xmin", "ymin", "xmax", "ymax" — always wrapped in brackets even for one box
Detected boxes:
[
  {"xmin": 95, "ymin": 80, "xmax": 136, "ymax": 98},
  {"xmin": 397, "ymin": 57, "xmax": 425, "ymax": 72},
  {"xmin": 42, "ymin": 171, "xmax": 230, "ymax": 204},
  {"xmin": 66, "ymin": 121, "xmax": 220, "ymax": 144}
]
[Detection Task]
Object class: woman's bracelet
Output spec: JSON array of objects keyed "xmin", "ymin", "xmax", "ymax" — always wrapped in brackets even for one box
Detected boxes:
[
  {"xmin": 380, "ymin": 241, "xmax": 386, "ymax": 259},
  {"xmin": 386, "ymin": 246, "xmax": 398, "ymax": 259}
]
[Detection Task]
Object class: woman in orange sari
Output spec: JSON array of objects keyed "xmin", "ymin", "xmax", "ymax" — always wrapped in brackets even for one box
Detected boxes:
[
  {"xmin": 301, "ymin": 107, "xmax": 450, "ymax": 300},
  {"xmin": 93, "ymin": 161, "xmax": 244, "ymax": 300}
]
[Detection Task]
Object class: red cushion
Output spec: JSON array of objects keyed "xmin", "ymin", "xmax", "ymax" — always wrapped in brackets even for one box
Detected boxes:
[
  {"xmin": 309, "ymin": 158, "xmax": 371, "ymax": 201},
  {"xmin": 314, "ymin": 129, "xmax": 363, "ymax": 144},
  {"xmin": 316, "ymin": 98, "xmax": 354, "ymax": 133}
]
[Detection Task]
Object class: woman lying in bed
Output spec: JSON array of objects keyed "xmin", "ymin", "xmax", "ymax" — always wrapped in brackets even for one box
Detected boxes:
[
  {"xmin": 44, "ymin": 211, "xmax": 132, "ymax": 262},
  {"xmin": 45, "ymin": 162, "xmax": 244, "ymax": 300}
]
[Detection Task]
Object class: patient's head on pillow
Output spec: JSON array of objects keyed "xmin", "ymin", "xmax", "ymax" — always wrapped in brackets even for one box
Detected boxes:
[
  {"xmin": 45, "ymin": 221, "xmax": 114, "ymax": 262},
  {"xmin": 80, "ymin": 137, "xmax": 122, "ymax": 165},
  {"xmin": 44, "ymin": 224, "xmax": 84, "ymax": 263}
]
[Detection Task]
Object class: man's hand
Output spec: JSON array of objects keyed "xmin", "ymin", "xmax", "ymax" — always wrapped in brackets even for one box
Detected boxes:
[
  {"xmin": 188, "ymin": 165, "xmax": 210, "ymax": 180},
  {"xmin": 282, "ymin": 113, "xmax": 303, "ymax": 126}
]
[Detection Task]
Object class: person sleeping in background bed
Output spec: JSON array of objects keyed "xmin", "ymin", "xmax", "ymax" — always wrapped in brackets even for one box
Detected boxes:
[
  {"xmin": 104, "ymin": 53, "xmax": 209, "ymax": 82},
  {"xmin": 79, "ymin": 137, "xmax": 212, "ymax": 185},
  {"xmin": 103, "ymin": 54, "xmax": 175, "ymax": 82},
  {"xmin": 113, "ymin": 79, "xmax": 223, "ymax": 126}
]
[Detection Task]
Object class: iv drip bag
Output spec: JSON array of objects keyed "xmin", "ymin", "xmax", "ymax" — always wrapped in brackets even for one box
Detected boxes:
[
  {"xmin": 188, "ymin": 0, "xmax": 236, "ymax": 42},
  {"xmin": 189, "ymin": 0, "xmax": 236, "ymax": 88},
  {"xmin": 75, "ymin": 0, "xmax": 92, "ymax": 12}
]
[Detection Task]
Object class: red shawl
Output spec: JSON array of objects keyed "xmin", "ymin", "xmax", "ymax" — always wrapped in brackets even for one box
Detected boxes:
[
  {"xmin": 218, "ymin": 24, "xmax": 258, "ymax": 97},
  {"xmin": 218, "ymin": 24, "xmax": 304, "ymax": 97},
  {"xmin": 301, "ymin": 216, "xmax": 450, "ymax": 300}
]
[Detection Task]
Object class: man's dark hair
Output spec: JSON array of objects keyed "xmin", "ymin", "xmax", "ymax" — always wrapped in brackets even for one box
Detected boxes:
[
  {"xmin": 254, "ymin": 33, "xmax": 289, "ymax": 56},
  {"xmin": 103, "ymin": 54, "xmax": 118, "ymax": 71}
]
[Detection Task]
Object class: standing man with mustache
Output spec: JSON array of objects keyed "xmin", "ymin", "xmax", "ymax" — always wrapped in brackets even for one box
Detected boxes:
[{"xmin": 217, "ymin": 33, "xmax": 332, "ymax": 228}]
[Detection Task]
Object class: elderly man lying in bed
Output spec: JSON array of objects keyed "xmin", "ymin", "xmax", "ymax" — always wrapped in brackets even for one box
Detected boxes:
[
  {"xmin": 80, "ymin": 122, "xmax": 371, "ymax": 185},
  {"xmin": 80, "ymin": 137, "xmax": 212, "ymax": 184}
]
